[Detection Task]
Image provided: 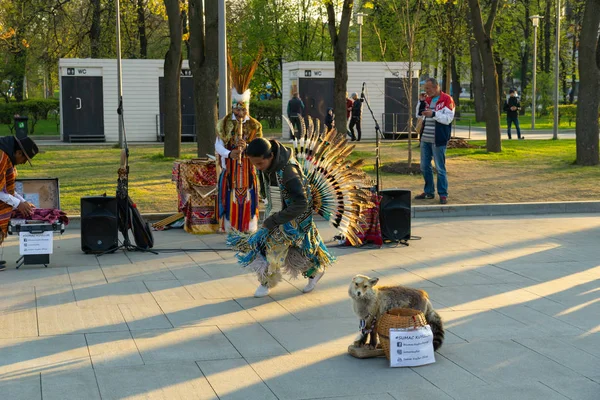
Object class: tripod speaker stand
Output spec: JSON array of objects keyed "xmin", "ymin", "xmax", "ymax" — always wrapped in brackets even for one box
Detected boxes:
[{"xmin": 98, "ymin": 0, "xmax": 155, "ymax": 256}]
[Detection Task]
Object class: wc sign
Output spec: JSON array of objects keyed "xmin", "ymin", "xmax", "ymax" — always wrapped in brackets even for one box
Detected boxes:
[{"xmin": 65, "ymin": 67, "xmax": 100, "ymax": 76}]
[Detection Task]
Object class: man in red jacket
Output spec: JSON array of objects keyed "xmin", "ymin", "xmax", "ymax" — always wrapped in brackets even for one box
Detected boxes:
[{"xmin": 414, "ymin": 78, "xmax": 455, "ymax": 204}]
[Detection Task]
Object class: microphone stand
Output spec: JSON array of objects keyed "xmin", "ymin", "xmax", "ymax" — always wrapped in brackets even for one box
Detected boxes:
[{"xmin": 360, "ymin": 82, "xmax": 383, "ymax": 192}]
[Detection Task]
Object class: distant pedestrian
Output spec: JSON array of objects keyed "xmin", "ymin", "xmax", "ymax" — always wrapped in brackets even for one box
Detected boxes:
[
  {"xmin": 325, "ymin": 107, "xmax": 335, "ymax": 131},
  {"xmin": 503, "ymin": 89, "xmax": 523, "ymax": 140},
  {"xmin": 348, "ymin": 92, "xmax": 362, "ymax": 141},
  {"xmin": 287, "ymin": 93, "xmax": 305, "ymax": 140}
]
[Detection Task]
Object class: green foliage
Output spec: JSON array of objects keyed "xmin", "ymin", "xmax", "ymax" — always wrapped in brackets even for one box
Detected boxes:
[
  {"xmin": 0, "ymin": 98, "xmax": 59, "ymax": 134},
  {"xmin": 545, "ymin": 104, "xmax": 597, "ymax": 127},
  {"xmin": 523, "ymin": 72, "xmax": 555, "ymax": 117},
  {"xmin": 252, "ymin": 99, "xmax": 282, "ymax": 129},
  {"xmin": 458, "ymin": 99, "xmax": 475, "ymax": 113}
]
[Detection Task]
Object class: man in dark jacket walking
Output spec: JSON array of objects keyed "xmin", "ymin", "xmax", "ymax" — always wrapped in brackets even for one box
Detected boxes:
[
  {"xmin": 503, "ymin": 89, "xmax": 523, "ymax": 140},
  {"xmin": 348, "ymin": 92, "xmax": 362, "ymax": 141},
  {"xmin": 287, "ymin": 93, "xmax": 305, "ymax": 140}
]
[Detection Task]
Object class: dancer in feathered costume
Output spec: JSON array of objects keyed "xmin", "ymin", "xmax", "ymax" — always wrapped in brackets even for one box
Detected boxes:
[
  {"xmin": 215, "ymin": 51, "xmax": 262, "ymax": 233},
  {"xmin": 227, "ymin": 119, "xmax": 373, "ymax": 297}
]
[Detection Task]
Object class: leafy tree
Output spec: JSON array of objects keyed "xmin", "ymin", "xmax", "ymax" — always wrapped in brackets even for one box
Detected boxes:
[{"xmin": 325, "ymin": 0, "xmax": 354, "ymax": 134}]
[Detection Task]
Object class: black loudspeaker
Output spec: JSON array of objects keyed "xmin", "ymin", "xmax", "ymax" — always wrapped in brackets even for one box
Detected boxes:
[
  {"xmin": 379, "ymin": 189, "xmax": 411, "ymax": 241},
  {"xmin": 81, "ymin": 196, "xmax": 119, "ymax": 254}
]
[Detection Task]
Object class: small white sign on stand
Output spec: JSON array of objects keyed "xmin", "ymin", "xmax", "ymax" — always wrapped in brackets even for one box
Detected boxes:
[
  {"xmin": 19, "ymin": 231, "xmax": 53, "ymax": 255},
  {"xmin": 389, "ymin": 325, "xmax": 436, "ymax": 367}
]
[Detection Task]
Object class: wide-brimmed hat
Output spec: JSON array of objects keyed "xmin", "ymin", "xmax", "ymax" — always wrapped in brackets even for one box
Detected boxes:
[{"xmin": 14, "ymin": 136, "xmax": 39, "ymax": 167}]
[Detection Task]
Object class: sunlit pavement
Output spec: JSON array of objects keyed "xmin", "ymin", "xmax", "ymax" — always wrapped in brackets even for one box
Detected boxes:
[{"xmin": 0, "ymin": 214, "xmax": 598, "ymax": 399}]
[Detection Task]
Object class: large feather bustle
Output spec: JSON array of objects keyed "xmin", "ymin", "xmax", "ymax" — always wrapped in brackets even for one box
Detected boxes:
[{"xmin": 282, "ymin": 115, "xmax": 374, "ymax": 246}]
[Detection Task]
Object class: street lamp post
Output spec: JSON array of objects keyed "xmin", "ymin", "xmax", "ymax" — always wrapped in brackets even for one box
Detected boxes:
[
  {"xmin": 356, "ymin": 13, "xmax": 366, "ymax": 62},
  {"xmin": 530, "ymin": 15, "xmax": 543, "ymax": 130},
  {"xmin": 218, "ymin": 0, "xmax": 228, "ymax": 118},
  {"xmin": 552, "ymin": 0, "xmax": 561, "ymax": 140}
]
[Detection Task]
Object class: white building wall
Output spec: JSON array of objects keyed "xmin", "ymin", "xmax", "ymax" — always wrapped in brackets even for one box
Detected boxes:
[
  {"xmin": 281, "ymin": 61, "xmax": 421, "ymax": 140},
  {"xmin": 59, "ymin": 58, "xmax": 190, "ymax": 142}
]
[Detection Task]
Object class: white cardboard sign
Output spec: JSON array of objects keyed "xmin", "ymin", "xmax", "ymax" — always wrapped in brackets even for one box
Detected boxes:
[
  {"xmin": 389, "ymin": 325, "xmax": 436, "ymax": 367},
  {"xmin": 19, "ymin": 231, "xmax": 53, "ymax": 255}
]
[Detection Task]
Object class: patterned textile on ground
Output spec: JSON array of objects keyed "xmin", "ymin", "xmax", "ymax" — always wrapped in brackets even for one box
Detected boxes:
[
  {"xmin": 284, "ymin": 117, "xmax": 374, "ymax": 246},
  {"xmin": 344, "ymin": 191, "xmax": 383, "ymax": 247},
  {"xmin": 172, "ymin": 159, "xmax": 219, "ymax": 234},
  {"xmin": 227, "ymin": 158, "xmax": 335, "ymax": 288},
  {"xmin": 12, "ymin": 209, "xmax": 69, "ymax": 225},
  {"xmin": 0, "ymin": 152, "xmax": 15, "ymax": 244}
]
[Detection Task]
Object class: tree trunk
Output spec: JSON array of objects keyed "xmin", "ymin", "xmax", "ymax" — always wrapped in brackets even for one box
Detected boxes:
[
  {"xmin": 570, "ymin": 25, "xmax": 577, "ymax": 103},
  {"xmin": 575, "ymin": 0, "xmax": 600, "ymax": 166},
  {"xmin": 189, "ymin": 0, "xmax": 218, "ymax": 157},
  {"xmin": 469, "ymin": 27, "xmax": 485, "ymax": 122},
  {"xmin": 543, "ymin": 0, "xmax": 551, "ymax": 73},
  {"xmin": 90, "ymin": 0, "xmax": 101, "ymax": 58},
  {"xmin": 163, "ymin": 0, "xmax": 183, "ymax": 158},
  {"xmin": 468, "ymin": 0, "xmax": 502, "ymax": 152},
  {"xmin": 326, "ymin": 0, "xmax": 354, "ymax": 136},
  {"xmin": 495, "ymin": 50, "xmax": 503, "ymax": 108},
  {"xmin": 451, "ymin": 55, "xmax": 461, "ymax": 118},
  {"xmin": 137, "ymin": 0, "xmax": 147, "ymax": 58}
]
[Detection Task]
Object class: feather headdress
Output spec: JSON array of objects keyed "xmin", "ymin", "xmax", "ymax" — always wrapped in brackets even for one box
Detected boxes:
[
  {"xmin": 227, "ymin": 47, "xmax": 263, "ymax": 111},
  {"xmin": 283, "ymin": 116, "xmax": 374, "ymax": 246}
]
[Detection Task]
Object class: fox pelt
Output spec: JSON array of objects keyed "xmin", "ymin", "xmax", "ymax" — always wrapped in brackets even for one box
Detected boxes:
[{"xmin": 348, "ymin": 274, "xmax": 444, "ymax": 351}]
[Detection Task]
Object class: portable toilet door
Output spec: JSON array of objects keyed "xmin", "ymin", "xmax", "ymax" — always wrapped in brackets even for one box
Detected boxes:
[{"xmin": 61, "ymin": 67, "xmax": 105, "ymax": 142}]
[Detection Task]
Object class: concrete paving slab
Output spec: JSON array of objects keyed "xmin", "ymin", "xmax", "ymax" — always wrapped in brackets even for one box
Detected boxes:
[
  {"xmin": 131, "ymin": 327, "xmax": 240, "ymax": 363},
  {"xmin": 310, "ymin": 394, "xmax": 398, "ymax": 400},
  {"xmin": 425, "ymin": 283, "xmax": 541, "ymax": 311},
  {"xmin": 372, "ymin": 267, "xmax": 443, "ymax": 288},
  {"xmin": 95, "ymin": 363, "xmax": 218, "ymax": 400},
  {"xmin": 38, "ymin": 304, "xmax": 128, "ymax": 335},
  {"xmin": 144, "ymin": 279, "xmax": 195, "ymax": 302},
  {"xmin": 101, "ymin": 262, "xmax": 177, "ymax": 282},
  {"xmin": 86, "ymin": 331, "xmax": 144, "ymax": 368},
  {"xmin": 167, "ymin": 262, "xmax": 212, "ymax": 281},
  {"xmin": 514, "ymin": 337, "xmax": 600, "ymax": 377},
  {"xmin": 74, "ymin": 280, "xmax": 157, "ymax": 306},
  {"xmin": 197, "ymin": 358, "xmax": 278, "ymax": 400},
  {"xmin": 0, "ymin": 374, "xmax": 41, "ymax": 400},
  {"xmin": 41, "ymin": 368, "xmax": 101, "ymax": 400},
  {"xmin": 439, "ymin": 340, "xmax": 584, "ymax": 385},
  {"xmin": 247, "ymin": 351, "xmax": 438, "ymax": 400},
  {"xmin": 442, "ymin": 381, "xmax": 572, "ymax": 400},
  {"xmin": 0, "ymin": 308, "xmax": 38, "ymax": 338},
  {"xmin": 219, "ymin": 323, "xmax": 288, "ymax": 358},
  {"xmin": 158, "ymin": 298, "xmax": 256, "ymax": 327},
  {"xmin": 557, "ymin": 333, "xmax": 600, "ymax": 359},
  {"xmin": 260, "ymin": 318, "xmax": 357, "ymax": 354},
  {"xmin": 234, "ymin": 296, "xmax": 298, "ymax": 323},
  {"xmin": 182, "ymin": 275, "xmax": 265, "ymax": 299},
  {"xmin": 117, "ymin": 303, "xmax": 173, "ymax": 330},
  {"xmin": 538, "ymin": 376, "xmax": 600, "ymax": 400},
  {"xmin": 35, "ymin": 284, "xmax": 76, "ymax": 307},
  {"xmin": 0, "ymin": 286, "xmax": 35, "ymax": 311},
  {"xmin": 67, "ymin": 265, "xmax": 106, "ymax": 287},
  {"xmin": 0, "ymin": 266, "xmax": 71, "ymax": 288},
  {"xmin": 0, "ymin": 334, "xmax": 91, "ymax": 375}
]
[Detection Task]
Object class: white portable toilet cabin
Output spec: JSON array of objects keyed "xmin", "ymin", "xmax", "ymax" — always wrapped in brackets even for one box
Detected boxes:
[
  {"xmin": 58, "ymin": 58, "xmax": 196, "ymax": 143},
  {"xmin": 281, "ymin": 61, "xmax": 421, "ymax": 140}
]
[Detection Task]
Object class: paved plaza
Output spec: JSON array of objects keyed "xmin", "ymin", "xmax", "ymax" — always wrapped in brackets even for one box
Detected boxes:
[{"xmin": 0, "ymin": 213, "xmax": 598, "ymax": 399}]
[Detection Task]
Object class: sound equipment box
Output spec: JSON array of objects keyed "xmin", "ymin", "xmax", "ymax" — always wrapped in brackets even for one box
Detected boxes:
[
  {"xmin": 379, "ymin": 189, "xmax": 411, "ymax": 241},
  {"xmin": 81, "ymin": 196, "xmax": 119, "ymax": 254}
]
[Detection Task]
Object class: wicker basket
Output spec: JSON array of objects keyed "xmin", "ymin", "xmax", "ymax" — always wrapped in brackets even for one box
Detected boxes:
[{"xmin": 377, "ymin": 308, "xmax": 427, "ymax": 360}]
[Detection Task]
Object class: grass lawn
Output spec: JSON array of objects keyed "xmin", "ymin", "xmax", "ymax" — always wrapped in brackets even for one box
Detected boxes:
[
  {"xmin": 16, "ymin": 138, "xmax": 600, "ymax": 216},
  {"xmin": 0, "ymin": 119, "xmax": 60, "ymax": 136},
  {"xmin": 454, "ymin": 113, "xmax": 576, "ymax": 130}
]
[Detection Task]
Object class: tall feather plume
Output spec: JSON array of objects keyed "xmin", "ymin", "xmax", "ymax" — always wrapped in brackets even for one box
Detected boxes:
[
  {"xmin": 227, "ymin": 47, "xmax": 263, "ymax": 94},
  {"xmin": 291, "ymin": 116, "xmax": 373, "ymax": 246}
]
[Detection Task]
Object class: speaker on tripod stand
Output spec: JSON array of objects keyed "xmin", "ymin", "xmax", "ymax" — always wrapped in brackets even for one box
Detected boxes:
[{"xmin": 379, "ymin": 189, "xmax": 411, "ymax": 241}]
